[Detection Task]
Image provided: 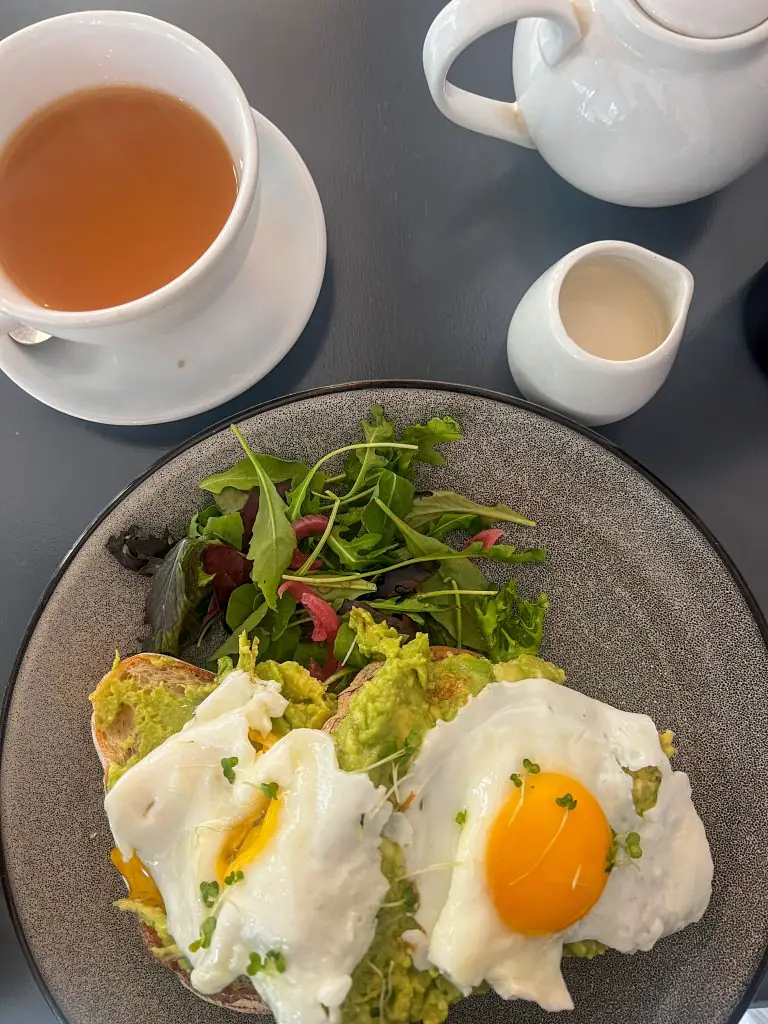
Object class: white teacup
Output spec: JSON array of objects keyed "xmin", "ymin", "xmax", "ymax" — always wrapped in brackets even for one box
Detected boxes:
[
  {"xmin": 0, "ymin": 11, "xmax": 259, "ymax": 346},
  {"xmin": 507, "ymin": 241, "xmax": 694, "ymax": 426}
]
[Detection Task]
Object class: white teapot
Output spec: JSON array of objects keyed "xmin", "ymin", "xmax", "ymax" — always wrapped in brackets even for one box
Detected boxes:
[{"xmin": 423, "ymin": 0, "xmax": 768, "ymax": 207}]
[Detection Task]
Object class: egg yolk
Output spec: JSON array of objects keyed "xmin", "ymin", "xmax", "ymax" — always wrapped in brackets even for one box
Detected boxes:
[
  {"xmin": 216, "ymin": 791, "xmax": 281, "ymax": 884},
  {"xmin": 249, "ymin": 729, "xmax": 279, "ymax": 751},
  {"xmin": 485, "ymin": 772, "xmax": 612, "ymax": 936},
  {"xmin": 110, "ymin": 848, "xmax": 164, "ymax": 909}
]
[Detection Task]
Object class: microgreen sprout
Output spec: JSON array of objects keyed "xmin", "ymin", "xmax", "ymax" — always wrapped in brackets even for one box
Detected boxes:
[
  {"xmin": 247, "ymin": 949, "xmax": 287, "ymax": 976},
  {"xmin": 189, "ymin": 916, "xmax": 216, "ymax": 953},
  {"xmin": 200, "ymin": 880, "xmax": 219, "ymax": 908},
  {"xmin": 606, "ymin": 828, "xmax": 643, "ymax": 872},
  {"xmin": 221, "ymin": 756, "xmax": 238, "ymax": 785},
  {"xmin": 555, "ymin": 793, "xmax": 577, "ymax": 811}
]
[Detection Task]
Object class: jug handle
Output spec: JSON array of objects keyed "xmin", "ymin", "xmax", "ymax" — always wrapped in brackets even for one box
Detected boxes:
[{"xmin": 423, "ymin": 0, "xmax": 582, "ymax": 148}]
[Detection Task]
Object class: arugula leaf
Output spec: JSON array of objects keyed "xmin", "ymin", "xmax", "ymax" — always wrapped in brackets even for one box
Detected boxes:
[
  {"xmin": 374, "ymin": 500, "xmax": 490, "ymax": 649},
  {"xmin": 344, "ymin": 405, "xmax": 395, "ymax": 498},
  {"xmin": 372, "ymin": 500, "xmax": 457, "ymax": 562},
  {"xmin": 475, "ymin": 581, "xmax": 548, "ymax": 662},
  {"xmin": 209, "ymin": 601, "xmax": 269, "ymax": 662},
  {"xmin": 361, "ymin": 469, "xmax": 415, "ymax": 538},
  {"xmin": 462, "ymin": 541, "xmax": 547, "ymax": 565},
  {"xmin": 362, "ymin": 404, "xmax": 394, "ymax": 444},
  {"xmin": 326, "ymin": 528, "xmax": 395, "ymax": 570},
  {"xmin": 349, "ymin": 533, "xmax": 388, "ymax": 554},
  {"xmin": 397, "ymin": 416, "xmax": 462, "ymax": 474},
  {"xmin": 232, "ymin": 427, "xmax": 295, "ymax": 610},
  {"xmin": 226, "ymin": 583, "xmax": 260, "ymax": 631},
  {"xmin": 200, "ymin": 454, "xmax": 309, "ymax": 495},
  {"xmin": 405, "ymin": 491, "xmax": 535, "ymax": 530},
  {"xmin": 287, "ymin": 442, "xmax": 418, "ymax": 521},
  {"xmin": 423, "ymin": 512, "xmax": 485, "ymax": 540},
  {"xmin": 418, "ymin": 573, "xmax": 489, "ymax": 650},
  {"xmin": 260, "ymin": 781, "xmax": 278, "ymax": 800},
  {"xmin": 326, "ymin": 527, "xmax": 367, "ymax": 569},
  {"xmin": 144, "ymin": 538, "xmax": 211, "ymax": 655},
  {"xmin": 224, "ymin": 870, "xmax": 244, "ymax": 886},
  {"xmin": 365, "ymin": 597, "xmax": 445, "ymax": 614}
]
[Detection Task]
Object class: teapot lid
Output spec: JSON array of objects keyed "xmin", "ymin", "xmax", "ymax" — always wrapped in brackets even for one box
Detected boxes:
[{"xmin": 636, "ymin": 0, "xmax": 767, "ymax": 38}]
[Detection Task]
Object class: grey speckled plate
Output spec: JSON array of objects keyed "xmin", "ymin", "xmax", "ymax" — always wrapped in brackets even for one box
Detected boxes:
[{"xmin": 2, "ymin": 383, "xmax": 768, "ymax": 1024}]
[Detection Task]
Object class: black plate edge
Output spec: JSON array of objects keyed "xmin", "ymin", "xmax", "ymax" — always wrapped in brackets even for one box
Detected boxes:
[{"xmin": 2, "ymin": 378, "xmax": 766, "ymax": 1024}]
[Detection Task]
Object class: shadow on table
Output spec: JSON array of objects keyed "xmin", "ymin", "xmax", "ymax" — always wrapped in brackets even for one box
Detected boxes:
[{"xmin": 428, "ymin": 154, "xmax": 717, "ymax": 287}]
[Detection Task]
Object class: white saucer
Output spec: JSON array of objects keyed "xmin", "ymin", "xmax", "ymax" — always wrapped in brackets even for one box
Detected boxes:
[{"xmin": 0, "ymin": 109, "xmax": 326, "ymax": 425}]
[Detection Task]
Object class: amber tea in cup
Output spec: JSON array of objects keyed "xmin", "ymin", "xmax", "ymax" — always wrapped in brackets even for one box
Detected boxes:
[{"xmin": 0, "ymin": 85, "xmax": 237, "ymax": 312}]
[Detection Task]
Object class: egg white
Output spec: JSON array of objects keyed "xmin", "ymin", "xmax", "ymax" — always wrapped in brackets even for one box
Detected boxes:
[
  {"xmin": 105, "ymin": 669, "xmax": 392, "ymax": 1024},
  {"xmin": 401, "ymin": 679, "xmax": 713, "ymax": 1011}
]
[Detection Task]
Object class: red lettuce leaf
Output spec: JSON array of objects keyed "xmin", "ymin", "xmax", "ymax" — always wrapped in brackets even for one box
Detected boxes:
[
  {"xmin": 374, "ymin": 560, "xmax": 439, "ymax": 598},
  {"xmin": 293, "ymin": 515, "xmax": 330, "ymax": 541},
  {"xmin": 203, "ymin": 544, "xmax": 253, "ymax": 608},
  {"xmin": 240, "ymin": 492, "xmax": 260, "ymax": 547}
]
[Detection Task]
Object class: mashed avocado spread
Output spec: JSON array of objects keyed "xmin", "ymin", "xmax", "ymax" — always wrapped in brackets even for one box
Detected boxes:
[
  {"xmin": 334, "ymin": 609, "xmax": 565, "ymax": 786},
  {"xmin": 256, "ymin": 659, "xmax": 337, "ymax": 735},
  {"xmin": 341, "ymin": 839, "xmax": 462, "ymax": 1024},
  {"xmin": 90, "ymin": 655, "xmax": 218, "ymax": 790}
]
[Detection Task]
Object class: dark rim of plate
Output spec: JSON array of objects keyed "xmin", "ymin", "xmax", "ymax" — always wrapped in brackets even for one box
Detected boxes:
[{"xmin": 1, "ymin": 379, "xmax": 766, "ymax": 1024}]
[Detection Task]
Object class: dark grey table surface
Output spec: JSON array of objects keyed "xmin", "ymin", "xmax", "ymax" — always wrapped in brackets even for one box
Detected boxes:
[{"xmin": 2, "ymin": 1, "xmax": 768, "ymax": 1022}]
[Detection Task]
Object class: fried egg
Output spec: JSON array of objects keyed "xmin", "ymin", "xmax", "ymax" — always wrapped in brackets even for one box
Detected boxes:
[
  {"xmin": 401, "ymin": 678, "xmax": 713, "ymax": 1011},
  {"xmin": 105, "ymin": 669, "xmax": 392, "ymax": 1024}
]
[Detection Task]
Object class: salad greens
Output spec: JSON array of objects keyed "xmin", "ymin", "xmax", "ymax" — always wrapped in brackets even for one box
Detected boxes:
[{"xmin": 107, "ymin": 405, "xmax": 549, "ymax": 674}]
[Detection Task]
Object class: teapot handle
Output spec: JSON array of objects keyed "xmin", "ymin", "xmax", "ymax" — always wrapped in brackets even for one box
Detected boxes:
[{"xmin": 423, "ymin": 0, "xmax": 582, "ymax": 148}]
